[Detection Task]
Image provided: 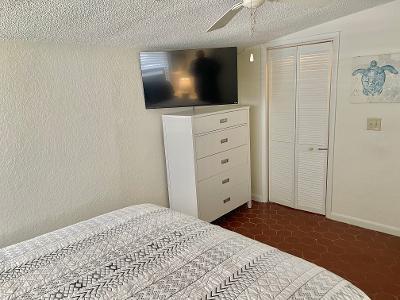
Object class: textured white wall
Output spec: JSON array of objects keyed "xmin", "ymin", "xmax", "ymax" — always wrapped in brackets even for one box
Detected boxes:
[
  {"xmin": 261, "ymin": 0, "xmax": 400, "ymax": 235},
  {"xmin": 237, "ymin": 47, "xmax": 263, "ymax": 200},
  {"xmin": 0, "ymin": 41, "xmax": 186, "ymax": 247}
]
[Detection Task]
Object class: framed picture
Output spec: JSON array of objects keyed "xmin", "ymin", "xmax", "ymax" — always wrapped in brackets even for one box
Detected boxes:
[{"xmin": 350, "ymin": 53, "xmax": 400, "ymax": 103}]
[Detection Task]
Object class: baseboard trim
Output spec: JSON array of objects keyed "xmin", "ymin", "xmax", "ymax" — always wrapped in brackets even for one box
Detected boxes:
[
  {"xmin": 328, "ymin": 212, "xmax": 400, "ymax": 237},
  {"xmin": 251, "ymin": 194, "xmax": 266, "ymax": 203}
]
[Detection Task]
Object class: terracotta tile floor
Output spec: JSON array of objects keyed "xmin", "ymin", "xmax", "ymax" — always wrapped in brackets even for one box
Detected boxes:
[{"xmin": 213, "ymin": 202, "xmax": 400, "ymax": 300}]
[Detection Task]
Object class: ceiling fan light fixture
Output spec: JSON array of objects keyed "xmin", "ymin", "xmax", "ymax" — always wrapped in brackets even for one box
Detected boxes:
[{"xmin": 242, "ymin": 0, "xmax": 265, "ymax": 9}]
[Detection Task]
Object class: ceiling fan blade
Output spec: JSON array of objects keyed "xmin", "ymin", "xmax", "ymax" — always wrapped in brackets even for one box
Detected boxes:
[{"xmin": 207, "ymin": 2, "xmax": 244, "ymax": 32}]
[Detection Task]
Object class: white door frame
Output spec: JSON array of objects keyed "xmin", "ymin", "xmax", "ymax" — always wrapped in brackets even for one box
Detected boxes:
[{"xmin": 260, "ymin": 32, "xmax": 340, "ymax": 218}]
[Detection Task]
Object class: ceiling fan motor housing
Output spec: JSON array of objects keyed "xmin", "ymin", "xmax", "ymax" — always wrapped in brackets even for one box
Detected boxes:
[{"xmin": 242, "ymin": 0, "xmax": 266, "ymax": 9}]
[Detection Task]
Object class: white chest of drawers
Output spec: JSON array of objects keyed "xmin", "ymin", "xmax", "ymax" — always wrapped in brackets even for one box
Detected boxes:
[{"xmin": 162, "ymin": 106, "xmax": 251, "ymax": 222}]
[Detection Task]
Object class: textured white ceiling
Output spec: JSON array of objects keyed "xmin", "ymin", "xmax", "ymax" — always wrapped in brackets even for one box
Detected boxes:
[{"xmin": 0, "ymin": 0, "xmax": 394, "ymax": 49}]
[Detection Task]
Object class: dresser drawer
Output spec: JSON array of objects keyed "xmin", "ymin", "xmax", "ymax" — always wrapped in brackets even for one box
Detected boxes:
[
  {"xmin": 196, "ymin": 145, "xmax": 249, "ymax": 181},
  {"xmin": 193, "ymin": 109, "xmax": 248, "ymax": 135},
  {"xmin": 195, "ymin": 125, "xmax": 248, "ymax": 159},
  {"xmin": 197, "ymin": 168, "xmax": 250, "ymax": 222}
]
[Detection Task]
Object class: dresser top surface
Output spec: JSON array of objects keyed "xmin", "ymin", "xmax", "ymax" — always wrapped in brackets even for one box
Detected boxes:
[{"xmin": 162, "ymin": 105, "xmax": 249, "ymax": 118}]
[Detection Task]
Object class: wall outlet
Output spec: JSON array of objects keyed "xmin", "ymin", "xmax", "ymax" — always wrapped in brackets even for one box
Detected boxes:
[{"xmin": 367, "ymin": 118, "xmax": 382, "ymax": 131}]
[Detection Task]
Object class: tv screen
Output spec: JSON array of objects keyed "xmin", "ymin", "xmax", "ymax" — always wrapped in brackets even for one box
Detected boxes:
[{"xmin": 139, "ymin": 47, "xmax": 238, "ymax": 109}]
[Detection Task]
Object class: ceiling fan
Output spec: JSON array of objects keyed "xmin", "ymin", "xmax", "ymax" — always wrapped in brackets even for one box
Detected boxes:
[
  {"xmin": 208, "ymin": 0, "xmax": 265, "ymax": 32},
  {"xmin": 207, "ymin": 0, "xmax": 330, "ymax": 32}
]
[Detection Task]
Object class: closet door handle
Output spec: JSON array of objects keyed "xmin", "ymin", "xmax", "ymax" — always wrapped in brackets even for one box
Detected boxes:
[
  {"xmin": 318, "ymin": 147, "xmax": 328, "ymax": 151},
  {"xmin": 222, "ymin": 178, "xmax": 230, "ymax": 184},
  {"xmin": 220, "ymin": 118, "xmax": 228, "ymax": 123},
  {"xmin": 220, "ymin": 138, "xmax": 228, "ymax": 144}
]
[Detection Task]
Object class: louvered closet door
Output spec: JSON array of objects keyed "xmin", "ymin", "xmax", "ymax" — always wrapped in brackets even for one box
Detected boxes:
[
  {"xmin": 295, "ymin": 42, "xmax": 332, "ymax": 214},
  {"xmin": 268, "ymin": 47, "xmax": 297, "ymax": 208}
]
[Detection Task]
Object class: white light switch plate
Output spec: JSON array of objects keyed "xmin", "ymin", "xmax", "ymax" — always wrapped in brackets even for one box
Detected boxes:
[{"xmin": 367, "ymin": 118, "xmax": 382, "ymax": 131}]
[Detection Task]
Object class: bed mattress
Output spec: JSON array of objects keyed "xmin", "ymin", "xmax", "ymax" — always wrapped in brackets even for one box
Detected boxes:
[{"xmin": 0, "ymin": 204, "xmax": 369, "ymax": 299}]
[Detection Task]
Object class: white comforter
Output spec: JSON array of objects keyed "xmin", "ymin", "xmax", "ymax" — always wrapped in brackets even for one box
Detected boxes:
[{"xmin": 0, "ymin": 204, "xmax": 369, "ymax": 299}]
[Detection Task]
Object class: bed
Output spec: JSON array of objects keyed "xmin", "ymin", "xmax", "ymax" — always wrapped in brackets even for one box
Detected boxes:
[{"xmin": 0, "ymin": 204, "xmax": 369, "ymax": 299}]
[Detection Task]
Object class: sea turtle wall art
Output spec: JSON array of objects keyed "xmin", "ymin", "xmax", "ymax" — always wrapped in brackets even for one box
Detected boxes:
[{"xmin": 350, "ymin": 53, "xmax": 400, "ymax": 103}]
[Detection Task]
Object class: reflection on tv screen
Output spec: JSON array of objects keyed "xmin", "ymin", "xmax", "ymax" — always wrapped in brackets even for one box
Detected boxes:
[{"xmin": 139, "ymin": 47, "xmax": 238, "ymax": 109}]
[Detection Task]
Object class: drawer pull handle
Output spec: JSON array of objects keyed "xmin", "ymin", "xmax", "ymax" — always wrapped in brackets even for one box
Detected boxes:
[
  {"xmin": 222, "ymin": 178, "xmax": 230, "ymax": 184},
  {"xmin": 223, "ymin": 197, "xmax": 231, "ymax": 204},
  {"xmin": 221, "ymin": 158, "xmax": 229, "ymax": 164},
  {"xmin": 220, "ymin": 118, "xmax": 228, "ymax": 123},
  {"xmin": 220, "ymin": 138, "xmax": 228, "ymax": 144}
]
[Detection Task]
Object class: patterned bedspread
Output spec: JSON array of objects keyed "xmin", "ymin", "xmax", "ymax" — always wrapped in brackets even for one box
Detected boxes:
[{"xmin": 0, "ymin": 204, "xmax": 369, "ymax": 300}]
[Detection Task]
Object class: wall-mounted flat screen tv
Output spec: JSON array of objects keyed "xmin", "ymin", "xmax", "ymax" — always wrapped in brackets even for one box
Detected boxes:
[{"xmin": 139, "ymin": 47, "xmax": 238, "ymax": 109}]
